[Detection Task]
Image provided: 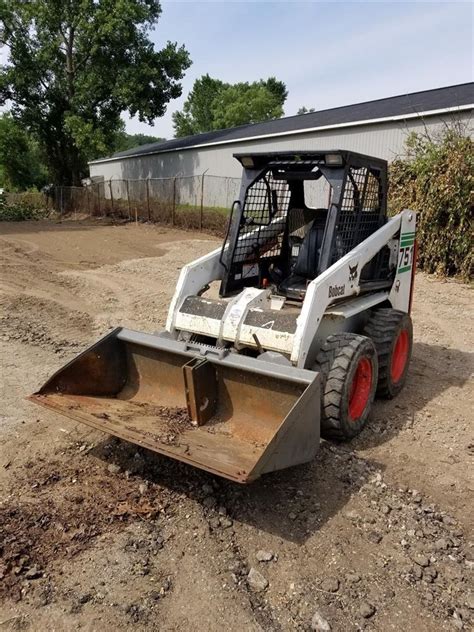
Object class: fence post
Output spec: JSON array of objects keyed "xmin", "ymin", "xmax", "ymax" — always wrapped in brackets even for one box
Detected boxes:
[
  {"xmin": 97, "ymin": 184, "xmax": 101, "ymax": 216},
  {"xmin": 109, "ymin": 179, "xmax": 114, "ymax": 214},
  {"xmin": 200, "ymin": 170, "xmax": 208, "ymax": 231},
  {"xmin": 146, "ymin": 178, "xmax": 151, "ymax": 221},
  {"xmin": 86, "ymin": 186, "xmax": 91, "ymax": 217},
  {"xmin": 126, "ymin": 179, "xmax": 132, "ymax": 222},
  {"xmin": 200, "ymin": 176, "xmax": 204, "ymax": 230},
  {"xmin": 172, "ymin": 177, "xmax": 177, "ymax": 226}
]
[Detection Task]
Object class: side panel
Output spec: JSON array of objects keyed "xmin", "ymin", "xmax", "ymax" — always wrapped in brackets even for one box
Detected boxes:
[
  {"xmin": 388, "ymin": 211, "xmax": 417, "ymax": 312},
  {"xmin": 291, "ymin": 211, "xmax": 414, "ymax": 368}
]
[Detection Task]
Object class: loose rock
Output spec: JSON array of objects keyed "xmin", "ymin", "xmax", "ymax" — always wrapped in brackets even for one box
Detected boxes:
[
  {"xmin": 107, "ymin": 463, "xmax": 121, "ymax": 474},
  {"xmin": 344, "ymin": 509, "xmax": 361, "ymax": 522},
  {"xmin": 423, "ymin": 567, "xmax": 437, "ymax": 583},
  {"xmin": 256, "ymin": 550, "xmax": 274, "ymax": 562},
  {"xmin": 346, "ymin": 573, "xmax": 361, "ymax": 584},
  {"xmin": 321, "ymin": 577, "xmax": 339, "ymax": 593},
  {"xmin": 247, "ymin": 567, "xmax": 268, "ymax": 592},
  {"xmin": 25, "ymin": 566, "xmax": 43, "ymax": 580},
  {"xmin": 368, "ymin": 531, "xmax": 383, "ymax": 544},
  {"xmin": 311, "ymin": 610, "xmax": 331, "ymax": 631},
  {"xmin": 411, "ymin": 565, "xmax": 423, "ymax": 580},
  {"xmin": 434, "ymin": 538, "xmax": 450, "ymax": 551},
  {"xmin": 359, "ymin": 601, "xmax": 376, "ymax": 618},
  {"xmin": 203, "ymin": 496, "xmax": 217, "ymax": 509},
  {"xmin": 413, "ymin": 554, "xmax": 430, "ymax": 567},
  {"xmin": 465, "ymin": 593, "xmax": 474, "ymax": 610}
]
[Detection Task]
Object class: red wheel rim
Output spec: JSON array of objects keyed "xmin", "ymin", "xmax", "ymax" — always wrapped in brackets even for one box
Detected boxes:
[
  {"xmin": 391, "ymin": 330, "xmax": 409, "ymax": 383},
  {"xmin": 349, "ymin": 357, "xmax": 372, "ymax": 421}
]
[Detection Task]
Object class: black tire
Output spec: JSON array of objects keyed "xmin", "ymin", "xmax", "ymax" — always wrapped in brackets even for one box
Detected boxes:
[
  {"xmin": 314, "ymin": 333, "xmax": 378, "ymax": 441},
  {"xmin": 363, "ymin": 309, "xmax": 413, "ymax": 399}
]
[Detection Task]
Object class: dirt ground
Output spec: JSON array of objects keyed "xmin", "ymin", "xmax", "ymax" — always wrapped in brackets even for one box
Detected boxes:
[{"xmin": 0, "ymin": 218, "xmax": 472, "ymax": 632}]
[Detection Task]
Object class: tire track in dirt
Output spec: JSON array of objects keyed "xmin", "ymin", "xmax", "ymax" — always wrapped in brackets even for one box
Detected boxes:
[{"xmin": 58, "ymin": 240, "xmax": 217, "ymax": 334}]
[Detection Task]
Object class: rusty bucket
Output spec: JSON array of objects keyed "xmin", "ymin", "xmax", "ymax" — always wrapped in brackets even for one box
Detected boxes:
[{"xmin": 29, "ymin": 328, "xmax": 320, "ymax": 483}]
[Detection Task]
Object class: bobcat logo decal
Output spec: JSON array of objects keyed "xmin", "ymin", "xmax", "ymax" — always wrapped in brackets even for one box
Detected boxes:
[{"xmin": 348, "ymin": 262, "xmax": 359, "ymax": 281}]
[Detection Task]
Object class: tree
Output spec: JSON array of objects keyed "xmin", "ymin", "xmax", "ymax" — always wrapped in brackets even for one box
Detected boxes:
[
  {"xmin": 264, "ymin": 77, "xmax": 288, "ymax": 104},
  {"xmin": 211, "ymin": 81, "xmax": 286, "ymax": 130},
  {"xmin": 172, "ymin": 74, "xmax": 225, "ymax": 137},
  {"xmin": 173, "ymin": 75, "xmax": 287, "ymax": 137},
  {"xmin": 0, "ymin": 114, "xmax": 48, "ymax": 190},
  {"xmin": 0, "ymin": 1, "xmax": 191, "ymax": 185},
  {"xmin": 297, "ymin": 106, "xmax": 315, "ymax": 115},
  {"xmin": 113, "ymin": 131, "xmax": 166, "ymax": 154}
]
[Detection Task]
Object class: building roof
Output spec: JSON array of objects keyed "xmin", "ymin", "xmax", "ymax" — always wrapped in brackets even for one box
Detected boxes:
[{"xmin": 90, "ymin": 82, "xmax": 474, "ymax": 164}]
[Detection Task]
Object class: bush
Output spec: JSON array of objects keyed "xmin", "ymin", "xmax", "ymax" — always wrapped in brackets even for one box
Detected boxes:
[
  {"xmin": 389, "ymin": 129, "xmax": 473, "ymax": 280},
  {"xmin": 0, "ymin": 191, "xmax": 50, "ymax": 221}
]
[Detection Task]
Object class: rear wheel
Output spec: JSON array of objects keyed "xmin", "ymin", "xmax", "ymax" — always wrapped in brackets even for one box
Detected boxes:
[
  {"xmin": 315, "ymin": 333, "xmax": 378, "ymax": 441},
  {"xmin": 363, "ymin": 309, "xmax": 413, "ymax": 399}
]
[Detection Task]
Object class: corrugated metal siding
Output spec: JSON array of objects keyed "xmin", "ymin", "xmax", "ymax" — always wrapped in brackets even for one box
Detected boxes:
[{"xmin": 90, "ymin": 112, "xmax": 473, "ymax": 206}]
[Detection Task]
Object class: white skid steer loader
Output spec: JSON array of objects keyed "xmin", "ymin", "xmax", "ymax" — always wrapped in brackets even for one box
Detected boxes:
[{"xmin": 31, "ymin": 150, "xmax": 416, "ymax": 483}]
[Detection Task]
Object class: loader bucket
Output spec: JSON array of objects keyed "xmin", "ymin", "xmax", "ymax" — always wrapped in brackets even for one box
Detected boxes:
[{"xmin": 29, "ymin": 328, "xmax": 320, "ymax": 483}]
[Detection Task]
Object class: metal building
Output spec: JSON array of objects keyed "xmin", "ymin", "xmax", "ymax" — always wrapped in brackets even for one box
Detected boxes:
[{"xmin": 88, "ymin": 83, "xmax": 473, "ymax": 206}]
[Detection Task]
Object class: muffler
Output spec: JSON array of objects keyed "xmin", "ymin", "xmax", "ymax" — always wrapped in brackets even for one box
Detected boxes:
[{"xmin": 29, "ymin": 328, "xmax": 320, "ymax": 483}]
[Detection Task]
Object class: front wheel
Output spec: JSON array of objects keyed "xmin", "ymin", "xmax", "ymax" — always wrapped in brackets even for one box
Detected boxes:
[{"xmin": 315, "ymin": 333, "xmax": 378, "ymax": 441}]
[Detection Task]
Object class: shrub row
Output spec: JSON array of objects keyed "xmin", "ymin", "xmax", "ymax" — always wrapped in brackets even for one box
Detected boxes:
[
  {"xmin": 389, "ymin": 129, "xmax": 473, "ymax": 280},
  {"xmin": 0, "ymin": 192, "xmax": 50, "ymax": 221}
]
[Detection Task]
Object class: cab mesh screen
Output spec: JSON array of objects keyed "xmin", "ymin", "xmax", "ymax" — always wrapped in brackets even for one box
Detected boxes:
[
  {"xmin": 332, "ymin": 167, "xmax": 383, "ymax": 263},
  {"xmin": 232, "ymin": 173, "xmax": 290, "ymax": 263}
]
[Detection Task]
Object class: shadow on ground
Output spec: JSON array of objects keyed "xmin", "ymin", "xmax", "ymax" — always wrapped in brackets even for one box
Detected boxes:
[
  {"xmin": 88, "ymin": 341, "xmax": 473, "ymax": 544},
  {"xmin": 89, "ymin": 437, "xmax": 380, "ymax": 546},
  {"xmin": 356, "ymin": 341, "xmax": 473, "ymax": 450}
]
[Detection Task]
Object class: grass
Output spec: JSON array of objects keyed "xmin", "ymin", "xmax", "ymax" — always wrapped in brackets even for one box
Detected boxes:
[{"xmin": 175, "ymin": 203, "xmax": 230, "ymax": 216}]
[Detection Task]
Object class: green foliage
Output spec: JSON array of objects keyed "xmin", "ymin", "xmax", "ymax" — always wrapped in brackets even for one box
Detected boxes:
[
  {"xmin": 173, "ymin": 75, "xmax": 225, "ymax": 137},
  {"xmin": 0, "ymin": 114, "xmax": 48, "ymax": 190},
  {"xmin": 389, "ymin": 128, "xmax": 473, "ymax": 280},
  {"xmin": 173, "ymin": 75, "xmax": 287, "ymax": 137},
  {"xmin": 0, "ymin": 0, "xmax": 191, "ymax": 185},
  {"xmin": 0, "ymin": 191, "xmax": 49, "ymax": 220},
  {"xmin": 113, "ymin": 132, "xmax": 166, "ymax": 154},
  {"xmin": 212, "ymin": 81, "xmax": 286, "ymax": 130}
]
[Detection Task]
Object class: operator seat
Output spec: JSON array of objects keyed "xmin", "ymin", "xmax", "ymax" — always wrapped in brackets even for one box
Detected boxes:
[{"xmin": 279, "ymin": 211, "xmax": 326, "ymax": 300}]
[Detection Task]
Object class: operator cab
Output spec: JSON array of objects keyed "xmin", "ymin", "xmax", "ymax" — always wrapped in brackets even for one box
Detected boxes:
[{"xmin": 219, "ymin": 150, "xmax": 391, "ymax": 300}]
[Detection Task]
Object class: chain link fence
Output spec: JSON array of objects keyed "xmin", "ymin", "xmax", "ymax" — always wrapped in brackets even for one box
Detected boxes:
[{"xmin": 38, "ymin": 174, "xmax": 241, "ymax": 235}]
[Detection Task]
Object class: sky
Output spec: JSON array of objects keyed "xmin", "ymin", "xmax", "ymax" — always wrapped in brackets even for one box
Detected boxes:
[{"xmin": 124, "ymin": 0, "xmax": 473, "ymax": 139}]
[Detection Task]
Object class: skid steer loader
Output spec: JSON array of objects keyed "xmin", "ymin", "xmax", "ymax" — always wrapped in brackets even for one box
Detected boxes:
[{"xmin": 30, "ymin": 150, "xmax": 416, "ymax": 483}]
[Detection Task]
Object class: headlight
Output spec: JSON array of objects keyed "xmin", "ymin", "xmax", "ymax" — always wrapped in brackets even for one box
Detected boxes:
[
  {"xmin": 325, "ymin": 153, "xmax": 343, "ymax": 166},
  {"xmin": 240, "ymin": 156, "xmax": 254, "ymax": 168}
]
